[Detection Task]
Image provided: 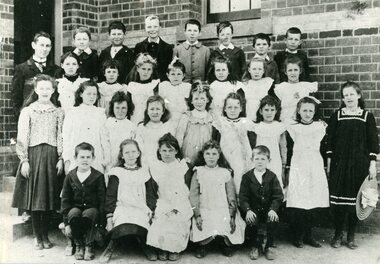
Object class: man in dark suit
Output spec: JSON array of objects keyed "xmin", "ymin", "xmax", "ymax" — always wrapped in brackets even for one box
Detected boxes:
[
  {"xmin": 11, "ymin": 31, "xmax": 59, "ymax": 117},
  {"xmin": 134, "ymin": 15, "xmax": 173, "ymax": 81},
  {"xmin": 98, "ymin": 21, "xmax": 134, "ymax": 84}
]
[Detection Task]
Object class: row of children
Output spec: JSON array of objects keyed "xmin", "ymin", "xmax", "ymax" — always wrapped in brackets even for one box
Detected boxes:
[{"xmin": 12, "ymin": 73, "xmax": 379, "ymax": 262}]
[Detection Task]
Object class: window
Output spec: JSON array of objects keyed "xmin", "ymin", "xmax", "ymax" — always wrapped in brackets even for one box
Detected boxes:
[{"xmin": 207, "ymin": 0, "xmax": 261, "ymax": 23}]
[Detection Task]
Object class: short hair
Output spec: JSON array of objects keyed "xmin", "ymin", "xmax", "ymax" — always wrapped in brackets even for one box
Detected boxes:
[
  {"xmin": 207, "ymin": 56, "xmax": 238, "ymax": 84},
  {"xmin": 185, "ymin": 19, "xmax": 201, "ymax": 31},
  {"xmin": 60, "ymin": 51, "xmax": 79, "ymax": 64},
  {"xmin": 23, "ymin": 74, "xmax": 59, "ymax": 108},
  {"xmin": 283, "ymin": 55, "xmax": 303, "ymax": 73},
  {"xmin": 157, "ymin": 133, "xmax": 182, "ymax": 160},
  {"xmin": 74, "ymin": 142, "xmax": 95, "ymax": 157},
  {"xmin": 216, "ymin": 21, "xmax": 233, "ymax": 35},
  {"xmin": 167, "ymin": 58, "xmax": 186, "ymax": 74},
  {"xmin": 340, "ymin": 81, "xmax": 365, "ymax": 109},
  {"xmin": 286, "ymin": 27, "xmax": 302, "ymax": 38},
  {"xmin": 143, "ymin": 95, "xmax": 170, "ymax": 125},
  {"xmin": 33, "ymin": 31, "xmax": 52, "ymax": 43},
  {"xmin": 295, "ymin": 96, "xmax": 321, "ymax": 122},
  {"xmin": 74, "ymin": 80, "xmax": 100, "ymax": 106},
  {"xmin": 253, "ymin": 145, "xmax": 271, "ymax": 159},
  {"xmin": 115, "ymin": 139, "xmax": 142, "ymax": 168},
  {"xmin": 185, "ymin": 81, "xmax": 213, "ymax": 111},
  {"xmin": 73, "ymin": 26, "xmax": 91, "ymax": 40},
  {"xmin": 255, "ymin": 95, "xmax": 281, "ymax": 123},
  {"xmin": 222, "ymin": 92, "xmax": 246, "ymax": 118},
  {"xmin": 242, "ymin": 57, "xmax": 266, "ymax": 81},
  {"xmin": 252, "ymin": 33, "xmax": 271, "ymax": 46},
  {"xmin": 145, "ymin": 15, "xmax": 160, "ymax": 25},
  {"xmin": 102, "ymin": 59, "xmax": 121, "ymax": 74},
  {"xmin": 108, "ymin": 20, "xmax": 126, "ymax": 34},
  {"xmin": 194, "ymin": 140, "xmax": 232, "ymax": 170},
  {"xmin": 108, "ymin": 91, "xmax": 135, "ymax": 119}
]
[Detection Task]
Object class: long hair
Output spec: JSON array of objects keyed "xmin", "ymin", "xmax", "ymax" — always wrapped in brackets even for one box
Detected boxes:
[
  {"xmin": 255, "ymin": 95, "xmax": 281, "ymax": 123},
  {"xmin": 115, "ymin": 139, "xmax": 142, "ymax": 168},
  {"xmin": 222, "ymin": 92, "xmax": 246, "ymax": 118},
  {"xmin": 156, "ymin": 133, "xmax": 183, "ymax": 161},
  {"xmin": 55, "ymin": 51, "xmax": 80, "ymax": 78},
  {"xmin": 242, "ymin": 57, "xmax": 266, "ymax": 82},
  {"xmin": 339, "ymin": 81, "xmax": 365, "ymax": 109},
  {"xmin": 74, "ymin": 80, "xmax": 101, "ymax": 106},
  {"xmin": 142, "ymin": 95, "xmax": 170, "ymax": 125},
  {"xmin": 185, "ymin": 81, "xmax": 213, "ymax": 111},
  {"xmin": 207, "ymin": 56, "xmax": 238, "ymax": 84},
  {"xmin": 22, "ymin": 74, "xmax": 59, "ymax": 108},
  {"xmin": 194, "ymin": 140, "xmax": 232, "ymax": 172},
  {"xmin": 126, "ymin": 53, "xmax": 158, "ymax": 84},
  {"xmin": 295, "ymin": 96, "xmax": 321, "ymax": 122},
  {"xmin": 108, "ymin": 91, "xmax": 135, "ymax": 119}
]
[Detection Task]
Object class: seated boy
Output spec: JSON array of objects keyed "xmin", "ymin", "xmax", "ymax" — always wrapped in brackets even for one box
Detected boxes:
[
  {"xmin": 173, "ymin": 19, "xmax": 210, "ymax": 82},
  {"xmin": 239, "ymin": 145, "xmax": 284, "ymax": 261},
  {"xmin": 274, "ymin": 27, "xmax": 311, "ymax": 82},
  {"xmin": 252, "ymin": 33, "xmax": 280, "ymax": 84},
  {"xmin": 98, "ymin": 21, "xmax": 134, "ymax": 83},
  {"xmin": 61, "ymin": 142, "xmax": 106, "ymax": 261}
]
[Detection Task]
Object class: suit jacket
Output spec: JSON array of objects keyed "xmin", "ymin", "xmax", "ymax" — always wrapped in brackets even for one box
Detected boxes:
[
  {"xmin": 11, "ymin": 57, "xmax": 59, "ymax": 116},
  {"xmin": 209, "ymin": 47, "xmax": 246, "ymax": 80},
  {"xmin": 134, "ymin": 37, "xmax": 173, "ymax": 81},
  {"xmin": 71, "ymin": 48, "xmax": 99, "ymax": 80},
  {"xmin": 274, "ymin": 50, "xmax": 311, "ymax": 82},
  {"xmin": 98, "ymin": 45, "xmax": 134, "ymax": 84}
]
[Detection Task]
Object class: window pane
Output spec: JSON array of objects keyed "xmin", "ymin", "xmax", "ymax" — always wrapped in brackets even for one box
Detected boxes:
[
  {"xmin": 209, "ymin": 0, "xmax": 229, "ymax": 13},
  {"xmin": 231, "ymin": 0, "xmax": 249, "ymax": 11},
  {"xmin": 251, "ymin": 0, "xmax": 261, "ymax": 9}
]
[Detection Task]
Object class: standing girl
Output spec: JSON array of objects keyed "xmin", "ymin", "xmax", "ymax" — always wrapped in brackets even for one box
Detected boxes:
[
  {"xmin": 286, "ymin": 97, "xmax": 329, "ymax": 248},
  {"xmin": 106, "ymin": 91, "xmax": 136, "ymax": 166},
  {"xmin": 126, "ymin": 53, "xmax": 160, "ymax": 124},
  {"xmin": 190, "ymin": 141, "xmax": 246, "ymax": 258},
  {"xmin": 99, "ymin": 139, "xmax": 158, "ymax": 262},
  {"xmin": 56, "ymin": 52, "xmax": 89, "ymax": 112},
  {"xmin": 208, "ymin": 57, "xmax": 244, "ymax": 116},
  {"xmin": 62, "ymin": 80, "xmax": 111, "ymax": 174},
  {"xmin": 254, "ymin": 95, "xmax": 287, "ymax": 191},
  {"xmin": 98, "ymin": 60, "xmax": 128, "ymax": 116},
  {"xmin": 158, "ymin": 58, "xmax": 191, "ymax": 123},
  {"xmin": 213, "ymin": 92, "xmax": 255, "ymax": 193},
  {"xmin": 175, "ymin": 81, "xmax": 216, "ymax": 163},
  {"xmin": 135, "ymin": 95, "xmax": 174, "ymax": 166},
  {"xmin": 327, "ymin": 81, "xmax": 378, "ymax": 249},
  {"xmin": 274, "ymin": 56, "xmax": 318, "ymax": 124},
  {"xmin": 147, "ymin": 133, "xmax": 193, "ymax": 261},
  {"xmin": 240, "ymin": 58, "xmax": 275, "ymax": 121},
  {"xmin": 12, "ymin": 74, "xmax": 64, "ymax": 250}
]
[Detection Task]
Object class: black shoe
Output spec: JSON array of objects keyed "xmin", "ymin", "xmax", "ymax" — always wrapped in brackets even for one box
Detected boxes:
[
  {"xmin": 249, "ymin": 247, "xmax": 259, "ymax": 260},
  {"xmin": 142, "ymin": 245, "xmax": 157, "ymax": 261},
  {"xmin": 84, "ymin": 246, "xmax": 95, "ymax": 261},
  {"xmin": 195, "ymin": 245, "xmax": 206, "ymax": 258},
  {"xmin": 221, "ymin": 246, "xmax": 233, "ymax": 257},
  {"xmin": 294, "ymin": 239, "xmax": 304, "ymax": 248},
  {"xmin": 330, "ymin": 235, "xmax": 342, "ymax": 248},
  {"xmin": 158, "ymin": 250, "xmax": 168, "ymax": 261},
  {"xmin": 168, "ymin": 252, "xmax": 180, "ymax": 261},
  {"xmin": 347, "ymin": 240, "xmax": 358, "ymax": 250},
  {"xmin": 42, "ymin": 235, "xmax": 53, "ymax": 249},
  {"xmin": 304, "ymin": 237, "xmax": 322, "ymax": 248},
  {"xmin": 75, "ymin": 246, "xmax": 85, "ymax": 260},
  {"xmin": 265, "ymin": 247, "xmax": 276, "ymax": 260}
]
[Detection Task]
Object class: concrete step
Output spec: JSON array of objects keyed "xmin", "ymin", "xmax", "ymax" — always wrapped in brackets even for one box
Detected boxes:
[
  {"xmin": 0, "ymin": 213, "xmax": 32, "ymax": 242},
  {"xmin": 0, "ymin": 192, "xmax": 18, "ymax": 216}
]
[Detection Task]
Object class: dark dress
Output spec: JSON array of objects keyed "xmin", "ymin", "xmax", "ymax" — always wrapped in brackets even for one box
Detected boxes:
[
  {"xmin": 327, "ymin": 109, "xmax": 379, "ymax": 212},
  {"xmin": 209, "ymin": 47, "xmax": 246, "ymax": 80},
  {"xmin": 274, "ymin": 50, "xmax": 311, "ymax": 83},
  {"xmin": 71, "ymin": 48, "xmax": 99, "ymax": 80}
]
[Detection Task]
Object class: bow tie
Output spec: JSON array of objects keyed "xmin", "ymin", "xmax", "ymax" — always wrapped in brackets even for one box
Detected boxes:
[{"xmin": 33, "ymin": 59, "xmax": 46, "ymax": 66}]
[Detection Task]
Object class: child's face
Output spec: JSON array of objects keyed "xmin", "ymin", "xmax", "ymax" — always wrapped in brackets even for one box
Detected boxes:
[
  {"xmin": 109, "ymin": 29, "xmax": 125, "ymax": 46},
  {"xmin": 224, "ymin": 98, "xmax": 242, "ymax": 119},
  {"xmin": 74, "ymin": 32, "xmax": 90, "ymax": 50},
  {"xmin": 75, "ymin": 149, "xmax": 94, "ymax": 172},
  {"xmin": 145, "ymin": 19, "xmax": 160, "ymax": 39},
  {"xmin": 167, "ymin": 68, "xmax": 184, "ymax": 86},
  {"xmin": 105, "ymin": 68, "xmax": 119, "ymax": 83},
  {"xmin": 342, "ymin": 86, "xmax": 360, "ymax": 109},
  {"xmin": 114, "ymin": 101, "xmax": 128, "ymax": 120},
  {"xmin": 286, "ymin": 33, "xmax": 302, "ymax": 51},
  {"xmin": 254, "ymin": 38, "xmax": 270, "ymax": 56},
  {"xmin": 159, "ymin": 144, "xmax": 178, "ymax": 164},
  {"xmin": 61, "ymin": 56, "xmax": 79, "ymax": 76},
  {"xmin": 185, "ymin": 24, "xmax": 200, "ymax": 44},
  {"xmin": 285, "ymin": 63, "xmax": 301, "ymax": 83},
  {"xmin": 137, "ymin": 63, "xmax": 153, "ymax": 81},
  {"xmin": 298, "ymin": 102, "xmax": 315, "ymax": 123},
  {"xmin": 122, "ymin": 143, "xmax": 140, "ymax": 167},
  {"xmin": 218, "ymin": 26, "xmax": 233, "ymax": 47},
  {"xmin": 260, "ymin": 104, "xmax": 277, "ymax": 123},
  {"xmin": 248, "ymin": 61, "xmax": 265, "ymax": 80},
  {"xmin": 147, "ymin": 101, "xmax": 164, "ymax": 123},
  {"xmin": 203, "ymin": 148, "xmax": 219, "ymax": 168},
  {"xmin": 214, "ymin": 62, "xmax": 229, "ymax": 81},
  {"xmin": 32, "ymin": 36, "xmax": 52, "ymax": 59},
  {"xmin": 191, "ymin": 91, "xmax": 209, "ymax": 111},
  {"xmin": 252, "ymin": 152, "xmax": 269, "ymax": 172},
  {"xmin": 80, "ymin": 86, "xmax": 98, "ymax": 106},
  {"xmin": 35, "ymin": 80, "xmax": 54, "ymax": 103}
]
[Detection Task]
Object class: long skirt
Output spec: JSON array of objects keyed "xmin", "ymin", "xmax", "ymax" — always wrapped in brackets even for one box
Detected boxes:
[{"xmin": 12, "ymin": 144, "xmax": 62, "ymax": 211}]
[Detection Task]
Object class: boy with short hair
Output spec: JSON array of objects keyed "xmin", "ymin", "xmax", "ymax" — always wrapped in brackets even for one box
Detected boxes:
[
  {"xmin": 274, "ymin": 27, "xmax": 311, "ymax": 82},
  {"xmin": 173, "ymin": 19, "xmax": 210, "ymax": 82},
  {"xmin": 61, "ymin": 142, "xmax": 106, "ymax": 261},
  {"xmin": 134, "ymin": 15, "xmax": 173, "ymax": 81},
  {"xmin": 252, "ymin": 33, "xmax": 280, "ymax": 84},
  {"xmin": 98, "ymin": 21, "xmax": 134, "ymax": 83},
  {"xmin": 239, "ymin": 145, "xmax": 283, "ymax": 261}
]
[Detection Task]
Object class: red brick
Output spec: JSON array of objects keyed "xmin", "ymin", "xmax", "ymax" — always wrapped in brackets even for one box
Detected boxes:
[
  {"xmin": 325, "ymin": 3, "xmax": 336, "ymax": 12},
  {"xmin": 354, "ymin": 45, "xmax": 378, "ymax": 54},
  {"xmin": 165, "ymin": 4, "xmax": 181, "ymax": 12},
  {"xmin": 309, "ymin": 0, "xmax": 320, "ymax": 5},
  {"xmin": 336, "ymin": 73, "xmax": 359, "ymax": 81},
  {"xmin": 319, "ymin": 65, "xmax": 341, "ymax": 73},
  {"xmin": 308, "ymin": 49, "xmax": 319, "ymax": 57},
  {"xmin": 325, "ymin": 39, "xmax": 336, "ymax": 47},
  {"xmin": 354, "ymin": 27, "xmax": 379, "ymax": 36},
  {"xmin": 277, "ymin": 0, "xmax": 287, "ymax": 7},
  {"xmin": 360, "ymin": 55, "xmax": 372, "ymax": 63},
  {"xmin": 153, "ymin": 0, "xmax": 169, "ymax": 6},
  {"xmin": 336, "ymin": 55, "xmax": 359, "ymax": 64},
  {"xmin": 360, "ymin": 36, "xmax": 372, "ymax": 45},
  {"xmin": 324, "ymin": 75, "xmax": 336, "ymax": 82},
  {"xmin": 309, "ymin": 57, "xmax": 324, "ymax": 65},
  {"xmin": 302, "ymin": 4, "xmax": 324, "ymax": 13},
  {"xmin": 336, "ymin": 37, "xmax": 359, "ymax": 46},
  {"xmin": 320, "ymin": 47, "xmax": 341, "ymax": 56},
  {"xmin": 273, "ymin": 8, "xmax": 292, "ymax": 16},
  {"xmin": 343, "ymin": 29, "xmax": 353, "ymax": 36},
  {"xmin": 360, "ymin": 73, "xmax": 372, "ymax": 81},
  {"xmin": 320, "ymin": 30, "xmax": 341, "ymax": 39},
  {"xmin": 287, "ymin": 0, "xmax": 309, "ymax": 6},
  {"xmin": 324, "ymin": 56, "xmax": 336, "ymax": 65},
  {"xmin": 292, "ymin": 7, "xmax": 303, "ymax": 14},
  {"xmin": 342, "ymin": 47, "xmax": 353, "ymax": 55},
  {"xmin": 341, "ymin": 65, "xmax": 353, "ymax": 73},
  {"xmin": 354, "ymin": 64, "xmax": 377, "ymax": 72}
]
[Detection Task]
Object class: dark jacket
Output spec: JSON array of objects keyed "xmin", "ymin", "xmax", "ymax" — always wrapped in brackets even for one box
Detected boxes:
[
  {"xmin": 274, "ymin": 50, "xmax": 311, "ymax": 82},
  {"xmin": 134, "ymin": 37, "xmax": 173, "ymax": 81},
  {"xmin": 239, "ymin": 169, "xmax": 283, "ymax": 215},
  {"xmin": 209, "ymin": 47, "xmax": 246, "ymax": 80},
  {"xmin": 71, "ymin": 48, "xmax": 99, "ymax": 80},
  {"xmin": 61, "ymin": 167, "xmax": 106, "ymax": 225},
  {"xmin": 98, "ymin": 45, "xmax": 134, "ymax": 84},
  {"xmin": 11, "ymin": 57, "xmax": 59, "ymax": 116}
]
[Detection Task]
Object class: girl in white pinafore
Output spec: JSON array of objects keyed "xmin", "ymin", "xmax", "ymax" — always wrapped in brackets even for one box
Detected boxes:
[
  {"xmin": 147, "ymin": 133, "xmax": 193, "ymax": 261},
  {"xmin": 286, "ymin": 97, "xmax": 329, "ymax": 248}
]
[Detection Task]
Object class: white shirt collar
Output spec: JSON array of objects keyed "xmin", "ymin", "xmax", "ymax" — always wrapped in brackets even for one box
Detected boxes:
[
  {"xmin": 73, "ymin": 47, "xmax": 92, "ymax": 55},
  {"xmin": 148, "ymin": 37, "xmax": 160, "ymax": 44},
  {"xmin": 32, "ymin": 55, "xmax": 47, "ymax": 63},
  {"xmin": 77, "ymin": 169, "xmax": 91, "ymax": 183},
  {"xmin": 285, "ymin": 48, "xmax": 298, "ymax": 54},
  {"xmin": 254, "ymin": 53, "xmax": 271, "ymax": 61},
  {"xmin": 254, "ymin": 169, "xmax": 265, "ymax": 184},
  {"xmin": 219, "ymin": 43, "xmax": 234, "ymax": 50}
]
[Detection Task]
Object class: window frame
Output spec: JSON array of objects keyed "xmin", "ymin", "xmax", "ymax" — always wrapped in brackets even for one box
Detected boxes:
[{"xmin": 206, "ymin": 0, "xmax": 261, "ymax": 23}]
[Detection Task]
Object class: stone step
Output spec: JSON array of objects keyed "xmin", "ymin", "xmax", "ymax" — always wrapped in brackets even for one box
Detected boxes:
[
  {"xmin": 0, "ymin": 213, "xmax": 32, "ymax": 242},
  {"xmin": 0, "ymin": 192, "xmax": 18, "ymax": 216}
]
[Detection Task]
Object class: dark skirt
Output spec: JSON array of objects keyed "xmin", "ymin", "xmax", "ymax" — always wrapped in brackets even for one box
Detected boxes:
[
  {"xmin": 110, "ymin": 223, "xmax": 147, "ymax": 240},
  {"xmin": 12, "ymin": 144, "xmax": 62, "ymax": 211}
]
